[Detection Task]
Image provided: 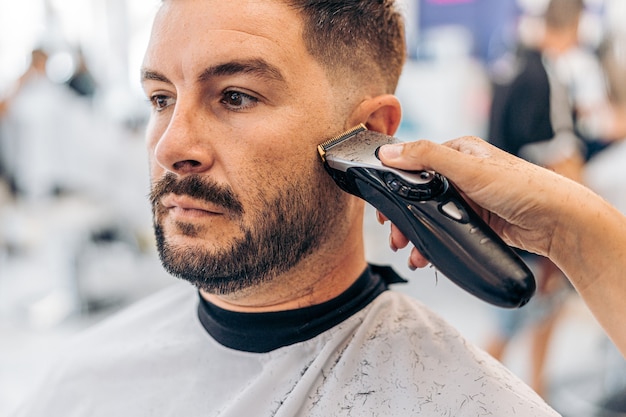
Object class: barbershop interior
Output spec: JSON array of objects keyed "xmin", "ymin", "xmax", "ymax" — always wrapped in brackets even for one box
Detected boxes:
[{"xmin": 1, "ymin": 0, "xmax": 625, "ymax": 415}]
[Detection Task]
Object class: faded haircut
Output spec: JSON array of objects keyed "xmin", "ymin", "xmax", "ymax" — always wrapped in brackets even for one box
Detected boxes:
[{"xmin": 285, "ymin": 0, "xmax": 406, "ymax": 94}]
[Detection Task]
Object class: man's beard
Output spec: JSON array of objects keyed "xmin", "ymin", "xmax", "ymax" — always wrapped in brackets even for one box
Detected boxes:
[{"xmin": 150, "ymin": 171, "xmax": 347, "ymax": 294}]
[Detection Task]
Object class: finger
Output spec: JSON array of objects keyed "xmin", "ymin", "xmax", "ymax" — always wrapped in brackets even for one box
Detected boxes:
[
  {"xmin": 377, "ymin": 136, "xmax": 499, "ymax": 180},
  {"xmin": 389, "ymin": 223, "xmax": 410, "ymax": 251},
  {"xmin": 408, "ymin": 247, "xmax": 430, "ymax": 270},
  {"xmin": 388, "ymin": 224, "xmax": 431, "ymax": 270}
]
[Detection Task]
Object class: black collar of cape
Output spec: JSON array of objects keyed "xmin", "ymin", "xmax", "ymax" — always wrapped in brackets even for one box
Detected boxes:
[{"xmin": 196, "ymin": 264, "xmax": 407, "ymax": 353}]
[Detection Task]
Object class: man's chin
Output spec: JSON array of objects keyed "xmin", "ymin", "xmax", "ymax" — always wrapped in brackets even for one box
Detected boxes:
[
  {"xmin": 162, "ymin": 260, "xmax": 269, "ymax": 296},
  {"xmin": 154, "ymin": 229, "xmax": 267, "ymax": 294}
]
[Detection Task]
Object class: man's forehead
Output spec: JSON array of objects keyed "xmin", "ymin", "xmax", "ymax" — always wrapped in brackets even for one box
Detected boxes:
[
  {"xmin": 144, "ymin": 0, "xmax": 322, "ymax": 86},
  {"xmin": 155, "ymin": 0, "xmax": 301, "ymax": 35},
  {"xmin": 148, "ymin": 1, "xmax": 304, "ymax": 56}
]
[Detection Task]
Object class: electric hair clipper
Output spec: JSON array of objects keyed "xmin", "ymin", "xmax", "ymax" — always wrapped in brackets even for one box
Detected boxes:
[{"xmin": 318, "ymin": 124, "xmax": 535, "ymax": 308}]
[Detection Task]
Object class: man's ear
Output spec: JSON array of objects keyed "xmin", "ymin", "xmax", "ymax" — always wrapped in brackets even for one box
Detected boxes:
[{"xmin": 349, "ymin": 94, "xmax": 402, "ymax": 135}]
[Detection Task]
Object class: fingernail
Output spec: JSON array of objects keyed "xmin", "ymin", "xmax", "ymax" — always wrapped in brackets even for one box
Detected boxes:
[
  {"xmin": 389, "ymin": 235, "xmax": 398, "ymax": 252},
  {"xmin": 376, "ymin": 211, "xmax": 385, "ymax": 225},
  {"xmin": 407, "ymin": 258, "xmax": 417, "ymax": 271},
  {"xmin": 379, "ymin": 143, "xmax": 403, "ymax": 160}
]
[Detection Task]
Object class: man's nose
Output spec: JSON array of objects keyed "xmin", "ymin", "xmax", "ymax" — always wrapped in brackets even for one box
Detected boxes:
[{"xmin": 153, "ymin": 102, "xmax": 215, "ymax": 175}]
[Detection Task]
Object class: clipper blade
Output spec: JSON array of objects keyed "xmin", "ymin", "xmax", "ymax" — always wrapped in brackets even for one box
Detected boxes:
[{"xmin": 317, "ymin": 123, "xmax": 368, "ymax": 161}]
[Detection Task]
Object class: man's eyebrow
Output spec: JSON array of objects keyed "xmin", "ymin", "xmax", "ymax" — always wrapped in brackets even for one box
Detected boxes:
[
  {"xmin": 140, "ymin": 59, "xmax": 285, "ymax": 86},
  {"xmin": 198, "ymin": 59, "xmax": 285, "ymax": 83},
  {"xmin": 140, "ymin": 69, "xmax": 171, "ymax": 84}
]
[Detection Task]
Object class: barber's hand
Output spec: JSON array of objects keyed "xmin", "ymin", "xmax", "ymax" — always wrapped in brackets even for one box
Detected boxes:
[{"xmin": 377, "ymin": 136, "xmax": 574, "ymax": 270}]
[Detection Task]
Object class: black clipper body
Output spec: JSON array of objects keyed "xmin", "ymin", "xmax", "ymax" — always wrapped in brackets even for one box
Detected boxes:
[{"xmin": 318, "ymin": 124, "xmax": 535, "ymax": 308}]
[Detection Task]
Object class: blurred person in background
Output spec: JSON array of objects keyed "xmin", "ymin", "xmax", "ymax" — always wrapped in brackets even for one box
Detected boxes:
[
  {"xmin": 0, "ymin": 49, "xmax": 52, "ymax": 196},
  {"xmin": 595, "ymin": 33, "xmax": 626, "ymax": 145},
  {"xmin": 584, "ymin": 32, "xmax": 626, "ymax": 210},
  {"xmin": 0, "ymin": 48, "xmax": 86, "ymax": 200},
  {"xmin": 538, "ymin": 0, "xmax": 620, "ymax": 161},
  {"xmin": 485, "ymin": 0, "xmax": 603, "ymax": 399},
  {"xmin": 66, "ymin": 47, "xmax": 98, "ymax": 100}
]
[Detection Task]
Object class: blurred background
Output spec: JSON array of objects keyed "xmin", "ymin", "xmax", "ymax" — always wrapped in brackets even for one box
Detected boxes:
[{"xmin": 1, "ymin": 0, "xmax": 626, "ymax": 416}]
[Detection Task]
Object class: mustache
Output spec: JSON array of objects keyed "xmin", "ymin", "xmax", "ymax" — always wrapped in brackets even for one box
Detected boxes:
[{"xmin": 150, "ymin": 173, "xmax": 244, "ymax": 216}]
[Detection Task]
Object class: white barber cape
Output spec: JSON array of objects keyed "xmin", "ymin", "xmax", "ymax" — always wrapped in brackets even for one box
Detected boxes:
[{"xmin": 12, "ymin": 267, "xmax": 559, "ymax": 417}]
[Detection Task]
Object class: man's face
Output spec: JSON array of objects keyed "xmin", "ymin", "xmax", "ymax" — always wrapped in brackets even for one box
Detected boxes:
[{"xmin": 141, "ymin": 0, "xmax": 358, "ymax": 294}]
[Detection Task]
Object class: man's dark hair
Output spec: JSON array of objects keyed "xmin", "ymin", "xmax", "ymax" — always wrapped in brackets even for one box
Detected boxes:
[{"xmin": 286, "ymin": 0, "xmax": 406, "ymax": 93}]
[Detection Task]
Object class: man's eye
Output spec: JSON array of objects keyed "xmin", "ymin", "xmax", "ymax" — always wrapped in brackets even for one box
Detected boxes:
[
  {"xmin": 221, "ymin": 90, "xmax": 258, "ymax": 111},
  {"xmin": 150, "ymin": 94, "xmax": 175, "ymax": 111}
]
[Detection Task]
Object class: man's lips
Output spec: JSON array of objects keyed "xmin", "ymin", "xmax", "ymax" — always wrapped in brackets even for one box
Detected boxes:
[{"xmin": 160, "ymin": 194, "xmax": 226, "ymax": 217}]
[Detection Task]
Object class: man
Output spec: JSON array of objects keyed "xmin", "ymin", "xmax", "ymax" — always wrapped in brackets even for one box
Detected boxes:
[{"xmin": 12, "ymin": 1, "xmax": 560, "ymax": 416}]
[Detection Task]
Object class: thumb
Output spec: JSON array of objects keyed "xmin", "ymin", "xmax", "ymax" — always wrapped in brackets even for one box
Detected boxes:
[
  {"xmin": 378, "ymin": 137, "xmax": 499, "ymax": 180},
  {"xmin": 378, "ymin": 140, "xmax": 457, "ymax": 173}
]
